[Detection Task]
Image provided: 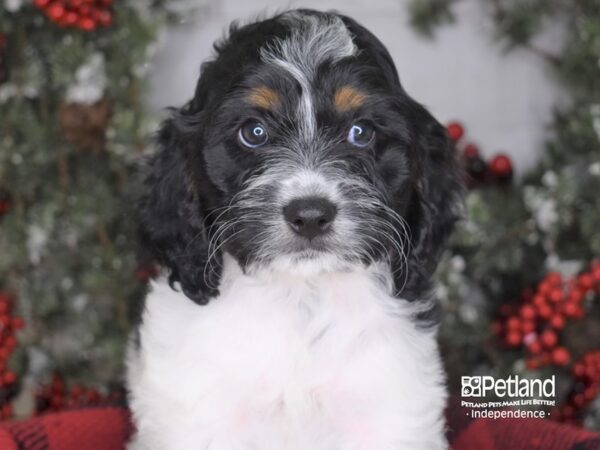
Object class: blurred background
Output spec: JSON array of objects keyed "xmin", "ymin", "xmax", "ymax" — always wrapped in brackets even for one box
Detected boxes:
[{"xmin": 0, "ymin": 0, "xmax": 599, "ymax": 431}]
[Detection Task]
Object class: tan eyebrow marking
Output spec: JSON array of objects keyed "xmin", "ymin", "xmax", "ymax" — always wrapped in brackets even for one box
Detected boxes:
[
  {"xmin": 334, "ymin": 86, "xmax": 367, "ymax": 112},
  {"xmin": 246, "ymin": 86, "xmax": 280, "ymax": 110}
]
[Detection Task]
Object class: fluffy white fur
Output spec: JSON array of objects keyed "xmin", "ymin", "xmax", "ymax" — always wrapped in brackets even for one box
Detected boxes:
[{"xmin": 127, "ymin": 255, "xmax": 448, "ymax": 450}]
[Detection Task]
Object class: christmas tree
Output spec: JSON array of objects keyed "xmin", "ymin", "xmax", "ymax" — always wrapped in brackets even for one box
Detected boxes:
[
  {"xmin": 0, "ymin": 0, "xmax": 182, "ymax": 416},
  {"xmin": 408, "ymin": 0, "xmax": 600, "ymax": 429}
]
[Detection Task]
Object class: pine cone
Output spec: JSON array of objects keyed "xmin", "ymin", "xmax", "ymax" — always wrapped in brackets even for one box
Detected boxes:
[{"xmin": 58, "ymin": 97, "xmax": 111, "ymax": 153}]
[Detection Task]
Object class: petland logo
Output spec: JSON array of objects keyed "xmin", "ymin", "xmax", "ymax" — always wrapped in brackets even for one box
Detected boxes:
[{"xmin": 461, "ymin": 375, "xmax": 555, "ymax": 398}]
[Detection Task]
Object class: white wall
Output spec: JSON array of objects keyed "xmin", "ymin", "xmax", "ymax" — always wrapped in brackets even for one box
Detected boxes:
[{"xmin": 148, "ymin": 0, "xmax": 565, "ymax": 175}]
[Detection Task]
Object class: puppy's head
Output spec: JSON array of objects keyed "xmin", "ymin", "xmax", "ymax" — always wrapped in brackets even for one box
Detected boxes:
[{"xmin": 139, "ymin": 9, "xmax": 463, "ymax": 304}]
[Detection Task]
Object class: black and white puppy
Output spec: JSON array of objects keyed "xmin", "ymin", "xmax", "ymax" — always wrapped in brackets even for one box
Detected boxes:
[{"xmin": 127, "ymin": 9, "xmax": 463, "ymax": 450}]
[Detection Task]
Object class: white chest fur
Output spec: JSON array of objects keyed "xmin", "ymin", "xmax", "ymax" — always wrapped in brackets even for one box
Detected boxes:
[{"xmin": 127, "ymin": 257, "xmax": 447, "ymax": 450}]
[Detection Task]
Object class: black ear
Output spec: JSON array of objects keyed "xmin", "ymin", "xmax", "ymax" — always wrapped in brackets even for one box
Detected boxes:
[
  {"xmin": 137, "ymin": 115, "xmax": 221, "ymax": 304},
  {"xmin": 400, "ymin": 102, "xmax": 464, "ymax": 300}
]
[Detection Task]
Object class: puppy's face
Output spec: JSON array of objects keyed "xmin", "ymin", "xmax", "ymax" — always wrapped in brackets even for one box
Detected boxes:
[{"xmin": 140, "ymin": 10, "xmax": 463, "ymax": 304}]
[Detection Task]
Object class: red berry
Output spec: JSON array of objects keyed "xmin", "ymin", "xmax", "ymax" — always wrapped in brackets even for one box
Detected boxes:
[
  {"xmin": 546, "ymin": 272, "xmax": 562, "ymax": 286},
  {"xmin": 78, "ymin": 17, "xmax": 96, "ymax": 31},
  {"xmin": 550, "ymin": 314, "xmax": 565, "ymax": 329},
  {"xmin": 549, "ymin": 289, "xmax": 563, "ymax": 303},
  {"xmin": 568, "ymin": 289, "xmax": 584, "ymax": 303},
  {"xmin": 463, "ymin": 143, "xmax": 479, "ymax": 159},
  {"xmin": 528, "ymin": 340, "xmax": 542, "ymax": 355},
  {"xmin": 578, "ymin": 273, "xmax": 594, "ymax": 290},
  {"xmin": 521, "ymin": 320, "xmax": 536, "ymax": 334},
  {"xmin": 2, "ymin": 370, "xmax": 16, "ymax": 385},
  {"xmin": 584, "ymin": 386, "xmax": 598, "ymax": 401},
  {"xmin": 538, "ymin": 281, "xmax": 552, "ymax": 296},
  {"xmin": 585, "ymin": 366, "xmax": 599, "ymax": 380},
  {"xmin": 506, "ymin": 317, "xmax": 521, "ymax": 330},
  {"xmin": 446, "ymin": 122, "xmax": 464, "ymax": 141},
  {"xmin": 573, "ymin": 363, "xmax": 586, "ymax": 377},
  {"xmin": 538, "ymin": 304, "xmax": 552, "ymax": 319},
  {"xmin": 519, "ymin": 305, "xmax": 536, "ymax": 320},
  {"xmin": 505, "ymin": 331, "xmax": 522, "ymax": 347},
  {"xmin": 94, "ymin": 9, "xmax": 112, "ymax": 27},
  {"xmin": 563, "ymin": 302, "xmax": 579, "ymax": 318},
  {"xmin": 47, "ymin": 3, "xmax": 66, "ymax": 21},
  {"xmin": 532, "ymin": 294, "xmax": 546, "ymax": 308},
  {"xmin": 540, "ymin": 330, "xmax": 558, "ymax": 349},
  {"xmin": 62, "ymin": 11, "xmax": 79, "ymax": 27},
  {"xmin": 34, "ymin": 0, "xmax": 51, "ymax": 7},
  {"xmin": 79, "ymin": 4, "xmax": 92, "ymax": 16},
  {"xmin": 552, "ymin": 347, "xmax": 570, "ymax": 365},
  {"xmin": 489, "ymin": 154, "xmax": 513, "ymax": 180}
]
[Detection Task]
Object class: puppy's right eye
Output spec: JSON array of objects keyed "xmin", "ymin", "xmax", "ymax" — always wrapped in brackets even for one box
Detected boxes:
[{"xmin": 238, "ymin": 121, "xmax": 268, "ymax": 148}]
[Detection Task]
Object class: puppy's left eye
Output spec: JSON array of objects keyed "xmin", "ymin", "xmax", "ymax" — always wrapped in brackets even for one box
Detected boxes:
[{"xmin": 347, "ymin": 122, "xmax": 375, "ymax": 147}]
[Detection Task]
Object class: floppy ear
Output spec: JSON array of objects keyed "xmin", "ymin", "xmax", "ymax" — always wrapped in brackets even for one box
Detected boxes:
[
  {"xmin": 138, "ymin": 114, "xmax": 221, "ymax": 304},
  {"xmin": 400, "ymin": 102, "xmax": 464, "ymax": 300}
]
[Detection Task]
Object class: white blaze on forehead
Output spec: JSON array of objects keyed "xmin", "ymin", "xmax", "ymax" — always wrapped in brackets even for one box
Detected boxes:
[{"xmin": 260, "ymin": 12, "xmax": 357, "ymax": 139}]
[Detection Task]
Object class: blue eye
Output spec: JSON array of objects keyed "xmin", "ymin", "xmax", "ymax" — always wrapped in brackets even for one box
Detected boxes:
[
  {"xmin": 239, "ymin": 121, "xmax": 268, "ymax": 148},
  {"xmin": 347, "ymin": 122, "xmax": 375, "ymax": 147}
]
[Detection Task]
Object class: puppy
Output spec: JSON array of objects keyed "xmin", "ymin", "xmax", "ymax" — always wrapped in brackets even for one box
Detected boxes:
[{"xmin": 127, "ymin": 9, "xmax": 462, "ymax": 450}]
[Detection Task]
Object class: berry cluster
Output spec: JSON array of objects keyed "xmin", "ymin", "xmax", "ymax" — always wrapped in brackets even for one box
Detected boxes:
[
  {"xmin": 555, "ymin": 350, "xmax": 600, "ymax": 423},
  {"xmin": 0, "ymin": 292, "xmax": 25, "ymax": 420},
  {"xmin": 493, "ymin": 262, "xmax": 600, "ymax": 422},
  {"xmin": 35, "ymin": 373, "xmax": 125, "ymax": 415},
  {"xmin": 33, "ymin": 0, "xmax": 113, "ymax": 31},
  {"xmin": 495, "ymin": 263, "xmax": 600, "ymax": 368},
  {"xmin": 446, "ymin": 121, "xmax": 513, "ymax": 188}
]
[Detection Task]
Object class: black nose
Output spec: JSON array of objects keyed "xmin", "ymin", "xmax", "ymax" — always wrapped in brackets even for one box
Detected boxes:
[{"xmin": 283, "ymin": 197, "xmax": 337, "ymax": 240}]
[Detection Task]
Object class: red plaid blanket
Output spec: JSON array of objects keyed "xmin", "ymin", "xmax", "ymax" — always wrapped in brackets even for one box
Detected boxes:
[{"xmin": 0, "ymin": 403, "xmax": 597, "ymax": 449}]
